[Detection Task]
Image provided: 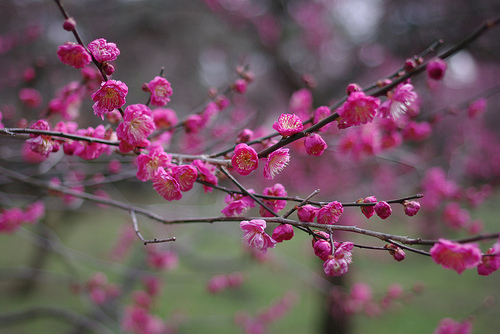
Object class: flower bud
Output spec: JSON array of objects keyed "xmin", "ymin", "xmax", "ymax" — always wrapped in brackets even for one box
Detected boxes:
[{"xmin": 63, "ymin": 17, "xmax": 77, "ymax": 31}]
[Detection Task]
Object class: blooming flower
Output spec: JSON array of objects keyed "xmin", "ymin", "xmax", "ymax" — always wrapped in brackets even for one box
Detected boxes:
[
  {"xmin": 184, "ymin": 114, "xmax": 203, "ymax": 134},
  {"xmin": 87, "ymin": 38, "xmax": 120, "ymax": 63},
  {"xmin": 378, "ymin": 83, "xmax": 417, "ymax": 119},
  {"xmin": 57, "ymin": 42, "xmax": 92, "ymax": 69},
  {"xmin": 433, "ymin": 318, "xmax": 473, "ymax": 334},
  {"xmin": 477, "ymin": 237, "xmax": 500, "ymax": 276},
  {"xmin": 91, "ymin": 80, "xmax": 128, "ymax": 119},
  {"xmin": 136, "ymin": 146, "xmax": 173, "ymax": 182},
  {"xmin": 336, "ymin": 91, "xmax": 380, "ymax": 128},
  {"xmin": 304, "ymin": 133, "xmax": 327, "ymax": 156},
  {"xmin": 313, "ymin": 237, "xmax": 332, "ymax": 261},
  {"xmin": 271, "ymin": 224, "xmax": 294, "ymax": 243},
  {"xmin": 259, "ymin": 183, "xmax": 287, "ymax": 217},
  {"xmin": 430, "ymin": 239, "xmax": 482, "ymax": 274},
  {"xmin": 26, "ymin": 120, "xmax": 59, "ymax": 157},
  {"xmin": 48, "ymin": 82, "xmax": 83, "ymax": 121},
  {"xmin": 427, "ymin": 58, "xmax": 447, "ymax": 81},
  {"xmin": 273, "ymin": 113, "xmax": 304, "ymax": 137},
  {"xmin": 263, "ymin": 148, "xmax": 290, "ymax": 179},
  {"xmin": 73, "ymin": 125, "xmax": 109, "ymax": 160},
  {"xmin": 152, "ymin": 167, "xmax": 182, "ymax": 201},
  {"xmin": 374, "ymin": 201, "xmax": 392, "ymax": 219},
  {"xmin": 221, "ymin": 190, "xmax": 256, "ymax": 217},
  {"xmin": 240, "ymin": 219, "xmax": 277, "ymax": 253},
  {"xmin": 147, "ymin": 76, "xmax": 173, "ymax": 107},
  {"xmin": 192, "ymin": 159, "xmax": 218, "ymax": 193},
  {"xmin": 116, "ymin": 104, "xmax": 156, "ymax": 147},
  {"xmin": 317, "ymin": 201, "xmax": 344, "ymax": 225},
  {"xmin": 358, "ymin": 196, "xmax": 377, "ymax": 219},
  {"xmin": 172, "ymin": 165, "xmax": 198, "ymax": 192},
  {"xmin": 152, "ymin": 108, "xmax": 177, "ymax": 129},
  {"xmin": 231, "ymin": 143, "xmax": 259, "ymax": 176},
  {"xmin": 403, "ymin": 200, "xmax": 421, "ymax": 217},
  {"xmin": 323, "ymin": 242, "xmax": 354, "ymax": 276}
]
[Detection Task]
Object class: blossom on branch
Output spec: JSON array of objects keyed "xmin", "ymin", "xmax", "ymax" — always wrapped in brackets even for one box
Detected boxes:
[
  {"xmin": 26, "ymin": 120, "xmax": 59, "ymax": 157},
  {"xmin": 91, "ymin": 80, "xmax": 128, "ymax": 119},
  {"xmin": 231, "ymin": 143, "xmax": 259, "ymax": 176},
  {"xmin": 147, "ymin": 76, "xmax": 173, "ymax": 107},
  {"xmin": 172, "ymin": 165, "xmax": 198, "ymax": 192},
  {"xmin": 430, "ymin": 239, "xmax": 482, "ymax": 274},
  {"xmin": 116, "ymin": 104, "xmax": 156, "ymax": 148},
  {"xmin": 73, "ymin": 125, "xmax": 110, "ymax": 160},
  {"xmin": 263, "ymin": 148, "xmax": 290, "ymax": 179},
  {"xmin": 259, "ymin": 183, "xmax": 287, "ymax": 217},
  {"xmin": 317, "ymin": 201, "xmax": 343, "ymax": 225},
  {"xmin": 304, "ymin": 133, "xmax": 327, "ymax": 156},
  {"xmin": 374, "ymin": 201, "xmax": 392, "ymax": 219},
  {"xmin": 358, "ymin": 196, "xmax": 377, "ymax": 219},
  {"xmin": 136, "ymin": 145, "xmax": 173, "ymax": 182},
  {"xmin": 240, "ymin": 219, "xmax": 277, "ymax": 253},
  {"xmin": 271, "ymin": 224, "xmax": 294, "ymax": 243},
  {"xmin": 323, "ymin": 242, "xmax": 354, "ymax": 276},
  {"xmin": 477, "ymin": 237, "xmax": 500, "ymax": 276},
  {"xmin": 57, "ymin": 42, "xmax": 92, "ymax": 69},
  {"xmin": 427, "ymin": 58, "xmax": 447, "ymax": 81},
  {"xmin": 272, "ymin": 113, "xmax": 304, "ymax": 137},
  {"xmin": 221, "ymin": 190, "xmax": 256, "ymax": 217},
  {"xmin": 152, "ymin": 167, "xmax": 182, "ymax": 201},
  {"xmin": 87, "ymin": 38, "xmax": 120, "ymax": 63},
  {"xmin": 378, "ymin": 83, "xmax": 417, "ymax": 119},
  {"xmin": 336, "ymin": 91, "xmax": 380, "ymax": 128},
  {"xmin": 192, "ymin": 160, "xmax": 218, "ymax": 193}
]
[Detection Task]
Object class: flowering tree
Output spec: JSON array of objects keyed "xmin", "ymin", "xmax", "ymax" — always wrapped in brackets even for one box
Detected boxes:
[{"xmin": 1, "ymin": 0, "xmax": 500, "ymax": 333}]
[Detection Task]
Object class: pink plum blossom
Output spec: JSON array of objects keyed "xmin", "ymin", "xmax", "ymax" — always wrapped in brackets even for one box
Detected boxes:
[
  {"xmin": 259, "ymin": 183, "xmax": 287, "ymax": 217},
  {"xmin": 313, "ymin": 106, "xmax": 332, "ymax": 132},
  {"xmin": 374, "ymin": 201, "xmax": 392, "ymax": 219},
  {"xmin": 271, "ymin": 224, "xmax": 294, "ymax": 243},
  {"xmin": 477, "ymin": 237, "xmax": 500, "ymax": 276},
  {"xmin": 240, "ymin": 219, "xmax": 277, "ymax": 253},
  {"xmin": 184, "ymin": 114, "xmax": 203, "ymax": 133},
  {"xmin": 57, "ymin": 42, "xmax": 92, "ymax": 69},
  {"xmin": 304, "ymin": 133, "xmax": 327, "ymax": 156},
  {"xmin": 19, "ymin": 88, "xmax": 42, "ymax": 108},
  {"xmin": 152, "ymin": 108, "xmax": 177, "ymax": 129},
  {"xmin": 172, "ymin": 165, "xmax": 198, "ymax": 192},
  {"xmin": 378, "ymin": 83, "xmax": 417, "ymax": 119},
  {"xmin": 263, "ymin": 148, "xmax": 290, "ymax": 179},
  {"xmin": 336, "ymin": 91, "xmax": 380, "ymax": 128},
  {"xmin": 297, "ymin": 204, "xmax": 318, "ymax": 222},
  {"xmin": 433, "ymin": 318, "xmax": 472, "ymax": 334},
  {"xmin": 430, "ymin": 239, "xmax": 482, "ymax": 274},
  {"xmin": 48, "ymin": 81, "xmax": 83, "ymax": 121},
  {"xmin": 73, "ymin": 125, "xmax": 110, "ymax": 160},
  {"xmin": 313, "ymin": 237, "xmax": 332, "ymax": 261},
  {"xmin": 232, "ymin": 78, "xmax": 247, "ymax": 94},
  {"xmin": 192, "ymin": 159, "xmax": 218, "ymax": 193},
  {"xmin": 272, "ymin": 113, "xmax": 304, "ymax": 137},
  {"xmin": 147, "ymin": 76, "xmax": 173, "ymax": 107},
  {"xmin": 231, "ymin": 143, "xmax": 259, "ymax": 176},
  {"xmin": 91, "ymin": 80, "xmax": 128, "ymax": 119},
  {"xmin": 385, "ymin": 244, "xmax": 406, "ymax": 262},
  {"xmin": 87, "ymin": 38, "xmax": 120, "ymax": 63},
  {"xmin": 221, "ymin": 190, "xmax": 256, "ymax": 217},
  {"xmin": 402, "ymin": 121, "xmax": 432, "ymax": 141},
  {"xmin": 116, "ymin": 104, "xmax": 156, "ymax": 148},
  {"xmin": 427, "ymin": 58, "xmax": 447, "ymax": 81},
  {"xmin": 26, "ymin": 120, "xmax": 59, "ymax": 157},
  {"xmin": 0, "ymin": 208, "xmax": 25, "ymax": 234},
  {"xmin": 358, "ymin": 196, "xmax": 377, "ymax": 219},
  {"xmin": 317, "ymin": 201, "xmax": 343, "ymax": 225},
  {"xmin": 323, "ymin": 242, "xmax": 354, "ymax": 276},
  {"xmin": 442, "ymin": 202, "xmax": 470, "ymax": 230},
  {"xmin": 403, "ymin": 200, "xmax": 421, "ymax": 217},
  {"xmin": 152, "ymin": 167, "xmax": 182, "ymax": 201},
  {"xmin": 146, "ymin": 248, "xmax": 179, "ymax": 271}
]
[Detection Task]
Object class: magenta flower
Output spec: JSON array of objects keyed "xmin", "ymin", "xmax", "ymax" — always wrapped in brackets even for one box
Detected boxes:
[
  {"xmin": 323, "ymin": 242, "xmax": 354, "ymax": 277},
  {"xmin": 259, "ymin": 183, "xmax": 287, "ymax": 217},
  {"xmin": 19, "ymin": 88, "xmax": 43, "ymax": 108},
  {"xmin": 87, "ymin": 38, "xmax": 120, "ymax": 63},
  {"xmin": 272, "ymin": 113, "xmax": 304, "ymax": 137},
  {"xmin": 433, "ymin": 318, "xmax": 472, "ymax": 334},
  {"xmin": 147, "ymin": 76, "xmax": 173, "ymax": 107},
  {"xmin": 91, "ymin": 80, "xmax": 128, "ymax": 119},
  {"xmin": 313, "ymin": 106, "xmax": 332, "ymax": 132},
  {"xmin": 402, "ymin": 121, "xmax": 432, "ymax": 141},
  {"xmin": 374, "ymin": 201, "xmax": 392, "ymax": 219},
  {"xmin": 152, "ymin": 167, "xmax": 182, "ymax": 201},
  {"xmin": 221, "ymin": 190, "xmax": 256, "ymax": 217},
  {"xmin": 240, "ymin": 219, "xmax": 277, "ymax": 253},
  {"xmin": 271, "ymin": 224, "xmax": 294, "ymax": 243},
  {"xmin": 0, "ymin": 208, "xmax": 24, "ymax": 234},
  {"xmin": 263, "ymin": 148, "xmax": 290, "ymax": 179},
  {"xmin": 313, "ymin": 238, "xmax": 332, "ymax": 261},
  {"xmin": 358, "ymin": 196, "xmax": 377, "ymax": 219},
  {"xmin": 403, "ymin": 200, "xmax": 421, "ymax": 217},
  {"xmin": 477, "ymin": 237, "xmax": 500, "ymax": 276},
  {"xmin": 73, "ymin": 125, "xmax": 109, "ymax": 160},
  {"xmin": 336, "ymin": 91, "xmax": 380, "ymax": 128},
  {"xmin": 146, "ymin": 248, "xmax": 179, "ymax": 271},
  {"xmin": 184, "ymin": 114, "xmax": 203, "ymax": 134},
  {"xmin": 378, "ymin": 83, "xmax": 417, "ymax": 119},
  {"xmin": 231, "ymin": 143, "xmax": 259, "ymax": 176},
  {"xmin": 152, "ymin": 108, "xmax": 177, "ymax": 129},
  {"xmin": 172, "ymin": 165, "xmax": 198, "ymax": 192},
  {"xmin": 192, "ymin": 159, "xmax": 218, "ymax": 193},
  {"xmin": 57, "ymin": 42, "xmax": 92, "ymax": 69},
  {"xmin": 430, "ymin": 239, "xmax": 482, "ymax": 274},
  {"xmin": 232, "ymin": 78, "xmax": 247, "ymax": 94},
  {"xmin": 427, "ymin": 58, "xmax": 447, "ymax": 81},
  {"xmin": 304, "ymin": 133, "xmax": 327, "ymax": 156},
  {"xmin": 442, "ymin": 202, "xmax": 470, "ymax": 229},
  {"xmin": 26, "ymin": 120, "xmax": 58, "ymax": 157},
  {"xmin": 317, "ymin": 201, "xmax": 344, "ymax": 225},
  {"xmin": 116, "ymin": 104, "xmax": 156, "ymax": 147},
  {"xmin": 297, "ymin": 204, "xmax": 318, "ymax": 222},
  {"xmin": 385, "ymin": 244, "xmax": 406, "ymax": 262},
  {"xmin": 136, "ymin": 145, "xmax": 173, "ymax": 182}
]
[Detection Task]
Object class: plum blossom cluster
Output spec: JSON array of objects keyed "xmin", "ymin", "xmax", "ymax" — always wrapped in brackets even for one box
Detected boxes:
[{"xmin": 0, "ymin": 201, "xmax": 44, "ymax": 234}]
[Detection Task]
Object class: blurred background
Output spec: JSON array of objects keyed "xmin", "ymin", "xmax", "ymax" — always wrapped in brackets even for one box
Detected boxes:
[{"xmin": 1, "ymin": 0, "xmax": 500, "ymax": 333}]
